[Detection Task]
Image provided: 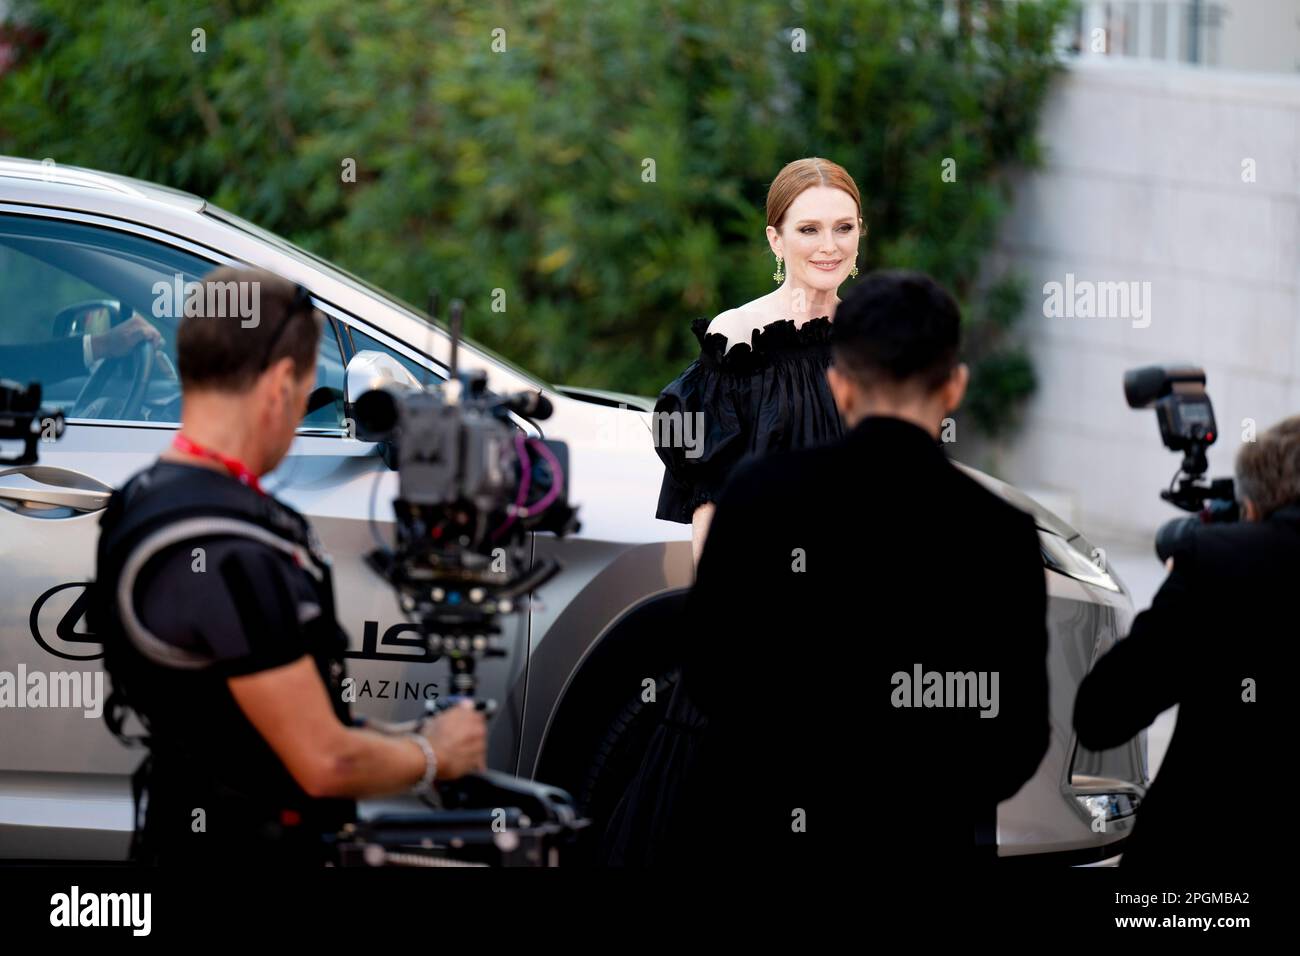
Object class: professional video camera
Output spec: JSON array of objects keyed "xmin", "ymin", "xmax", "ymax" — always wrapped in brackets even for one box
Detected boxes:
[
  {"xmin": 345, "ymin": 298, "xmax": 585, "ymax": 866},
  {"xmin": 0, "ymin": 380, "xmax": 65, "ymax": 465},
  {"xmin": 353, "ymin": 298, "xmax": 579, "ymax": 707},
  {"xmin": 1124, "ymin": 365, "xmax": 1237, "ymax": 561}
]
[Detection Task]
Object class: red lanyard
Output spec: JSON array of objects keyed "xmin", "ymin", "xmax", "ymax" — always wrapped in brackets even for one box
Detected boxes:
[{"xmin": 171, "ymin": 433, "xmax": 265, "ymax": 495}]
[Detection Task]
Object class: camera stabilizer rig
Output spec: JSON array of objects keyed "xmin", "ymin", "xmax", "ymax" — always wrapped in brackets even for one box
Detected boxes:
[
  {"xmin": 331, "ymin": 771, "xmax": 584, "ymax": 867},
  {"xmin": 343, "ymin": 297, "xmax": 585, "ymax": 865}
]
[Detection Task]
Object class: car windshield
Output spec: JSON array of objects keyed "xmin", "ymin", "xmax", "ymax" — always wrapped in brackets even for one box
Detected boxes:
[{"xmin": 203, "ymin": 205, "xmax": 549, "ymax": 390}]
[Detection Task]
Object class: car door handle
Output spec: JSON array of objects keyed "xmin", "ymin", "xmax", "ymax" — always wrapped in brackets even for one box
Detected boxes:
[{"xmin": 0, "ymin": 466, "xmax": 112, "ymax": 514}]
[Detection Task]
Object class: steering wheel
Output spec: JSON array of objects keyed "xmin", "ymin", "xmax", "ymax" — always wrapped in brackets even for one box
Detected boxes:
[{"xmin": 72, "ymin": 339, "xmax": 155, "ymax": 420}]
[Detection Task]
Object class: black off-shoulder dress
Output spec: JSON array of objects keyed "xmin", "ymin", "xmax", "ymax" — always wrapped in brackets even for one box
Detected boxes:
[
  {"xmin": 602, "ymin": 315, "xmax": 845, "ymax": 865},
  {"xmin": 653, "ymin": 314, "xmax": 846, "ymax": 523}
]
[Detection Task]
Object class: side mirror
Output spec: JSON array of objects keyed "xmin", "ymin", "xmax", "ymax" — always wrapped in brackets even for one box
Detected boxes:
[
  {"xmin": 344, "ymin": 350, "xmax": 423, "ymax": 407},
  {"xmin": 343, "ymin": 351, "xmax": 423, "ymax": 461}
]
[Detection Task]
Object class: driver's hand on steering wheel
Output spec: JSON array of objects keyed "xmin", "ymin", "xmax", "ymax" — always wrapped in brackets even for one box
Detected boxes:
[{"xmin": 89, "ymin": 314, "xmax": 163, "ymax": 362}]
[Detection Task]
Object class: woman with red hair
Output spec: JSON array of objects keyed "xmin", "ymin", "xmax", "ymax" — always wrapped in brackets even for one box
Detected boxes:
[{"xmin": 653, "ymin": 157, "xmax": 866, "ymax": 567}]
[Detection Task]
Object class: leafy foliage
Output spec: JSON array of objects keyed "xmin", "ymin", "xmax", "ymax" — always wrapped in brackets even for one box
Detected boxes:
[{"xmin": 0, "ymin": 0, "xmax": 1072, "ymax": 433}]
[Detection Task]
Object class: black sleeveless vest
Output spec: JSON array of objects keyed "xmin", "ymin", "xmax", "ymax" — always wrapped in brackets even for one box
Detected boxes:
[{"xmin": 89, "ymin": 462, "xmax": 355, "ymax": 865}]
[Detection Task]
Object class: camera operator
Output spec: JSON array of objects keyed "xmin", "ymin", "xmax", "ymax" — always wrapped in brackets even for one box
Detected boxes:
[
  {"xmin": 89, "ymin": 267, "xmax": 487, "ymax": 866},
  {"xmin": 1073, "ymin": 415, "xmax": 1297, "ymax": 870}
]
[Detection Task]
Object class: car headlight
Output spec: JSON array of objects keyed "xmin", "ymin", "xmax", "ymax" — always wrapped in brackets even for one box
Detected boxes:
[
  {"xmin": 1075, "ymin": 792, "xmax": 1139, "ymax": 821},
  {"xmin": 1070, "ymin": 775, "xmax": 1143, "ymax": 829},
  {"xmin": 1039, "ymin": 530, "xmax": 1121, "ymax": 592}
]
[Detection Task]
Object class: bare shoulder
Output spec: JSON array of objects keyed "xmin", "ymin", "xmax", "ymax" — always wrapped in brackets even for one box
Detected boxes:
[
  {"xmin": 705, "ymin": 308, "xmax": 745, "ymax": 338},
  {"xmin": 706, "ymin": 299, "xmax": 778, "ymax": 348}
]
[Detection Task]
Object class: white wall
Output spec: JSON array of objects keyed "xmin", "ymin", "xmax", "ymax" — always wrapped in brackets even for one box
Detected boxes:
[
  {"xmin": 985, "ymin": 58, "xmax": 1300, "ymax": 545},
  {"xmin": 1215, "ymin": 0, "xmax": 1300, "ymax": 72}
]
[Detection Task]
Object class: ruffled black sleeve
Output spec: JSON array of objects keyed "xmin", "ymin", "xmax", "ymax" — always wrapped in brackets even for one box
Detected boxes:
[
  {"xmin": 653, "ymin": 318, "xmax": 746, "ymax": 523},
  {"xmin": 653, "ymin": 314, "xmax": 843, "ymax": 524}
]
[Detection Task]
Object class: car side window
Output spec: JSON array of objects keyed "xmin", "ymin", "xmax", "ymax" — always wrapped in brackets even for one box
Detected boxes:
[
  {"xmin": 302, "ymin": 317, "xmax": 347, "ymax": 429},
  {"xmin": 0, "ymin": 214, "xmax": 204, "ymax": 423},
  {"xmin": 0, "ymin": 214, "xmax": 345, "ymax": 429}
]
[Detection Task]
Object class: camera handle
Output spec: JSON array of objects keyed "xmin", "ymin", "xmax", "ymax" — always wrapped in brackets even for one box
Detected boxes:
[{"xmin": 1162, "ymin": 473, "xmax": 1235, "ymax": 514}]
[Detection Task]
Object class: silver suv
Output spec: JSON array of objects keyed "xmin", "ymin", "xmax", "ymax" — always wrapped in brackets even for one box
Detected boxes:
[{"xmin": 0, "ymin": 157, "xmax": 1145, "ymax": 863}]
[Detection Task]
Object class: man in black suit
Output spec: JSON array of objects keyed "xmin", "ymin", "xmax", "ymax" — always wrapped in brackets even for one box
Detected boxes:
[
  {"xmin": 1073, "ymin": 417, "xmax": 1294, "ymax": 872},
  {"xmin": 666, "ymin": 270, "xmax": 1050, "ymax": 867},
  {"xmin": 0, "ymin": 313, "xmax": 161, "ymax": 385}
]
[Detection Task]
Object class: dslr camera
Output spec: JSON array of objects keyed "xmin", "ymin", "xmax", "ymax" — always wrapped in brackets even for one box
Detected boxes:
[{"xmin": 1124, "ymin": 365, "xmax": 1237, "ymax": 561}]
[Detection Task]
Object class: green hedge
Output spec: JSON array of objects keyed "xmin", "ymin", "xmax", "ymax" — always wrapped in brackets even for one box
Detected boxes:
[{"xmin": 0, "ymin": 0, "xmax": 1073, "ymax": 434}]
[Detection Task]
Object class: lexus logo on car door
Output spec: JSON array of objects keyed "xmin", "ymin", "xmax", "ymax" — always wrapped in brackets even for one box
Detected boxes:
[{"xmin": 30, "ymin": 582, "xmax": 103, "ymax": 661}]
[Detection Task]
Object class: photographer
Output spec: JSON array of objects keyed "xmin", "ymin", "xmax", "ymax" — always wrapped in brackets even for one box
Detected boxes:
[
  {"xmin": 89, "ymin": 267, "xmax": 487, "ymax": 866},
  {"xmin": 1073, "ymin": 416, "xmax": 1297, "ymax": 870}
]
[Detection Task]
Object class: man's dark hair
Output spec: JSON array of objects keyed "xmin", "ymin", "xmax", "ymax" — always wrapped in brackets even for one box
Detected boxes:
[
  {"xmin": 177, "ymin": 266, "xmax": 321, "ymax": 391},
  {"xmin": 829, "ymin": 270, "xmax": 961, "ymax": 394}
]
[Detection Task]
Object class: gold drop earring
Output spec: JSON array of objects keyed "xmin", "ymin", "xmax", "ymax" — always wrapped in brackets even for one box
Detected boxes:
[
  {"xmin": 773, "ymin": 255, "xmax": 784, "ymax": 283},
  {"xmin": 851, "ymin": 225, "xmax": 865, "ymax": 277}
]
